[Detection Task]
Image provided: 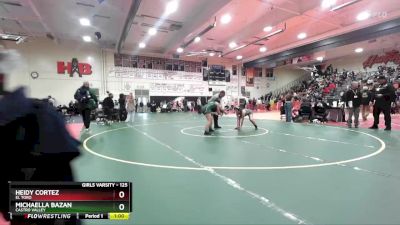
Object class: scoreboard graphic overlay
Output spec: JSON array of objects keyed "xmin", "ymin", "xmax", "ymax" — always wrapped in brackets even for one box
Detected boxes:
[{"xmin": 8, "ymin": 182, "xmax": 132, "ymax": 220}]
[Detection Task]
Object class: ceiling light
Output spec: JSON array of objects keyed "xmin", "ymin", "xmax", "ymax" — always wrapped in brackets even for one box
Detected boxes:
[
  {"xmin": 263, "ymin": 26, "xmax": 273, "ymax": 32},
  {"xmin": 321, "ymin": 0, "xmax": 336, "ymax": 9},
  {"xmin": 316, "ymin": 56, "xmax": 324, "ymax": 61},
  {"xmin": 139, "ymin": 42, "xmax": 146, "ymax": 48},
  {"xmin": 79, "ymin": 18, "xmax": 91, "ymax": 26},
  {"xmin": 194, "ymin": 36, "xmax": 201, "ymax": 43},
  {"xmin": 355, "ymin": 48, "xmax": 363, "ymax": 53},
  {"xmin": 87, "ymin": 56, "xmax": 93, "ymax": 61},
  {"xmin": 148, "ymin": 28, "xmax": 157, "ymax": 36},
  {"xmin": 357, "ymin": 11, "xmax": 370, "ymax": 21},
  {"xmin": 218, "ymin": 54, "xmax": 222, "ymax": 57},
  {"xmin": 82, "ymin": 36, "xmax": 92, "ymax": 42},
  {"xmin": 177, "ymin": 47, "xmax": 184, "ymax": 53},
  {"xmin": 236, "ymin": 55, "xmax": 243, "ymax": 60},
  {"xmin": 165, "ymin": 0, "xmax": 178, "ymax": 15},
  {"xmin": 220, "ymin": 14, "xmax": 232, "ymax": 24},
  {"xmin": 330, "ymin": 0, "xmax": 361, "ymax": 11},
  {"xmin": 259, "ymin": 46, "xmax": 267, "ymax": 52},
  {"xmin": 229, "ymin": 41, "xmax": 237, "ymax": 49},
  {"xmin": 209, "ymin": 52, "xmax": 215, "ymax": 56},
  {"xmin": 297, "ymin": 32, "xmax": 307, "ymax": 39}
]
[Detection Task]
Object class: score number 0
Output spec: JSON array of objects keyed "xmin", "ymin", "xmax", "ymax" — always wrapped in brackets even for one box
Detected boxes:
[
  {"xmin": 117, "ymin": 183, "xmax": 128, "ymax": 211},
  {"xmin": 118, "ymin": 191, "xmax": 125, "ymax": 210}
]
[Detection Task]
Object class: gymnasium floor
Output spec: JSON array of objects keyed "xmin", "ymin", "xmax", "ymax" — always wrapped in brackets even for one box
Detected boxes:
[{"xmin": 71, "ymin": 113, "xmax": 400, "ymax": 225}]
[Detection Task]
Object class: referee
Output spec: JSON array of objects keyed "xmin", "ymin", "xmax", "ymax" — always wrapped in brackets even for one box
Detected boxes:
[
  {"xmin": 208, "ymin": 90, "xmax": 225, "ymax": 129},
  {"xmin": 369, "ymin": 76, "xmax": 396, "ymax": 131}
]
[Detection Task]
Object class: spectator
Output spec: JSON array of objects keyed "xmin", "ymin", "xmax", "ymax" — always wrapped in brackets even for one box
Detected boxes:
[
  {"xmin": 284, "ymin": 92, "xmax": 293, "ymax": 122},
  {"xmin": 103, "ymin": 92, "xmax": 115, "ymax": 121},
  {"xmin": 126, "ymin": 93, "xmax": 135, "ymax": 123},
  {"xmin": 345, "ymin": 82, "xmax": 362, "ymax": 128},
  {"xmin": 196, "ymin": 97, "xmax": 202, "ymax": 112},
  {"xmin": 47, "ymin": 95, "xmax": 56, "ymax": 107},
  {"xmin": 74, "ymin": 81, "xmax": 98, "ymax": 131},
  {"xmin": 360, "ymin": 86, "xmax": 372, "ymax": 121},
  {"xmin": 151, "ymin": 101, "xmax": 157, "ymax": 112},
  {"xmin": 147, "ymin": 101, "xmax": 151, "ymax": 112},
  {"xmin": 139, "ymin": 101, "xmax": 144, "ymax": 112},
  {"xmin": 118, "ymin": 93, "xmax": 127, "ymax": 121}
]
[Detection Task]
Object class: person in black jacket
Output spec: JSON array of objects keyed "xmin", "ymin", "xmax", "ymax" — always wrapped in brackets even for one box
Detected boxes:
[
  {"xmin": 118, "ymin": 93, "xmax": 127, "ymax": 121},
  {"xmin": 360, "ymin": 86, "xmax": 372, "ymax": 121},
  {"xmin": 74, "ymin": 82, "xmax": 98, "ymax": 131},
  {"xmin": 345, "ymin": 82, "xmax": 362, "ymax": 128},
  {"xmin": 102, "ymin": 93, "xmax": 115, "ymax": 121},
  {"xmin": 369, "ymin": 76, "xmax": 396, "ymax": 130}
]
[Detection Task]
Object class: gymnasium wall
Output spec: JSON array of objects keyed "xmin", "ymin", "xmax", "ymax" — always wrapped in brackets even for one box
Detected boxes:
[
  {"xmin": 326, "ymin": 48, "xmax": 400, "ymax": 72},
  {"xmin": 1, "ymin": 37, "xmax": 309, "ymax": 104},
  {"xmin": 1, "ymin": 38, "xmax": 105, "ymax": 106}
]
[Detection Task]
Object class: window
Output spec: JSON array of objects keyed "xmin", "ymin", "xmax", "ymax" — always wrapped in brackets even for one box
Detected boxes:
[
  {"xmin": 265, "ymin": 68, "xmax": 274, "ymax": 78},
  {"xmin": 232, "ymin": 65, "xmax": 237, "ymax": 75},
  {"xmin": 255, "ymin": 68, "xmax": 262, "ymax": 77}
]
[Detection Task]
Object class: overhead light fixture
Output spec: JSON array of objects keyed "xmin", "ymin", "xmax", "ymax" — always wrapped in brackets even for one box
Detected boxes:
[
  {"xmin": 259, "ymin": 46, "xmax": 267, "ymax": 52},
  {"xmin": 16, "ymin": 37, "xmax": 26, "ymax": 45},
  {"xmin": 139, "ymin": 42, "xmax": 146, "ymax": 48},
  {"xmin": 194, "ymin": 36, "xmax": 201, "ymax": 43},
  {"xmin": 321, "ymin": 0, "xmax": 336, "ymax": 9},
  {"xmin": 209, "ymin": 52, "xmax": 215, "ymax": 57},
  {"xmin": 263, "ymin": 26, "xmax": 273, "ymax": 32},
  {"xmin": 218, "ymin": 54, "xmax": 222, "ymax": 58},
  {"xmin": 165, "ymin": 0, "xmax": 178, "ymax": 15},
  {"xmin": 236, "ymin": 55, "xmax": 243, "ymax": 60},
  {"xmin": 220, "ymin": 14, "xmax": 232, "ymax": 24},
  {"xmin": 79, "ymin": 18, "xmax": 91, "ymax": 26},
  {"xmin": 355, "ymin": 48, "xmax": 363, "ymax": 53},
  {"xmin": 177, "ymin": 47, "xmax": 184, "ymax": 53},
  {"xmin": 87, "ymin": 56, "xmax": 93, "ymax": 61},
  {"xmin": 148, "ymin": 28, "xmax": 157, "ymax": 36},
  {"xmin": 357, "ymin": 11, "xmax": 370, "ymax": 21},
  {"xmin": 316, "ymin": 56, "xmax": 324, "ymax": 61},
  {"xmin": 330, "ymin": 0, "xmax": 361, "ymax": 11},
  {"xmin": 229, "ymin": 41, "xmax": 237, "ymax": 49},
  {"xmin": 297, "ymin": 32, "xmax": 307, "ymax": 39},
  {"xmin": 82, "ymin": 35, "xmax": 92, "ymax": 42}
]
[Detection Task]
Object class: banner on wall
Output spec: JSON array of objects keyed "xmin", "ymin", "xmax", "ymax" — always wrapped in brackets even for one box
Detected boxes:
[
  {"xmin": 363, "ymin": 50, "xmax": 400, "ymax": 69},
  {"xmin": 57, "ymin": 58, "xmax": 92, "ymax": 77},
  {"xmin": 245, "ymin": 68, "xmax": 254, "ymax": 87}
]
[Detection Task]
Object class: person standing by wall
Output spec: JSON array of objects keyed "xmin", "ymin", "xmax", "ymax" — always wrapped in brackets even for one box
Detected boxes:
[
  {"xmin": 284, "ymin": 91, "xmax": 293, "ymax": 122},
  {"xmin": 360, "ymin": 86, "xmax": 372, "ymax": 121},
  {"xmin": 369, "ymin": 76, "xmax": 396, "ymax": 131},
  {"xmin": 345, "ymin": 82, "xmax": 362, "ymax": 128},
  {"xmin": 126, "ymin": 93, "xmax": 135, "ymax": 123},
  {"xmin": 196, "ymin": 97, "xmax": 202, "ymax": 112},
  {"xmin": 208, "ymin": 90, "xmax": 225, "ymax": 129},
  {"xmin": 74, "ymin": 81, "xmax": 98, "ymax": 131},
  {"xmin": 118, "ymin": 93, "xmax": 127, "ymax": 121}
]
